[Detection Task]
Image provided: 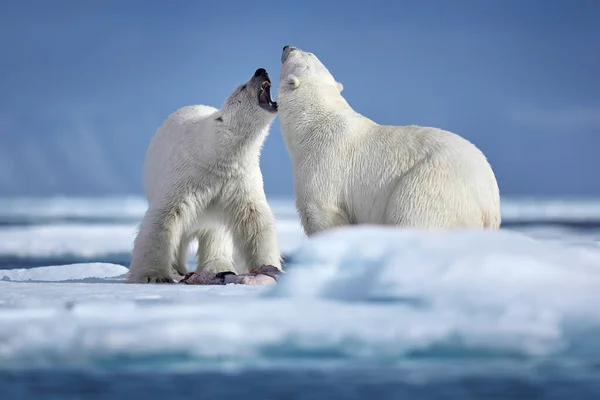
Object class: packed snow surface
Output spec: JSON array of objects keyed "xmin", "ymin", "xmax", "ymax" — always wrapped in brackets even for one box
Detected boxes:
[{"xmin": 1, "ymin": 227, "xmax": 599, "ymax": 377}]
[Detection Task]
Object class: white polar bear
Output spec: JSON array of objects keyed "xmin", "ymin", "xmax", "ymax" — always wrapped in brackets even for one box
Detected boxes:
[
  {"xmin": 127, "ymin": 68, "xmax": 282, "ymax": 283},
  {"xmin": 277, "ymin": 46, "xmax": 501, "ymax": 236}
]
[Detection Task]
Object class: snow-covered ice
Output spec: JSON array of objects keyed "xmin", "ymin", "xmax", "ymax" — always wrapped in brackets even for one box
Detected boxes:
[
  {"xmin": 0, "ymin": 197, "xmax": 148, "ymax": 221},
  {"xmin": 0, "ymin": 263, "xmax": 128, "ymax": 282},
  {"xmin": 0, "ymin": 224, "xmax": 136, "ymax": 259},
  {"xmin": 1, "ymin": 196, "xmax": 600, "ymax": 262},
  {"xmin": 501, "ymin": 197, "xmax": 600, "ymax": 222},
  {"xmin": 0, "ymin": 219, "xmax": 303, "ymax": 260},
  {"xmin": 0, "ymin": 226, "xmax": 599, "ymax": 377},
  {"xmin": 0, "ymin": 196, "xmax": 300, "ymax": 223}
]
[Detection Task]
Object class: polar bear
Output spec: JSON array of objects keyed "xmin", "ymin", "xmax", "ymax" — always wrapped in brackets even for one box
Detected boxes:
[
  {"xmin": 127, "ymin": 68, "xmax": 282, "ymax": 283},
  {"xmin": 277, "ymin": 46, "xmax": 501, "ymax": 235}
]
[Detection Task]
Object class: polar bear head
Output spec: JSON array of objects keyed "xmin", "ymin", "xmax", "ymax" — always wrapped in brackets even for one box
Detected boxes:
[
  {"xmin": 218, "ymin": 68, "xmax": 278, "ymax": 130},
  {"xmin": 278, "ymin": 46, "xmax": 344, "ymax": 101}
]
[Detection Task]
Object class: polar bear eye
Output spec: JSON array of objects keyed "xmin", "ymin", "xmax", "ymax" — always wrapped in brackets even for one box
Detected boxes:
[{"xmin": 240, "ymin": 85, "xmax": 247, "ymax": 91}]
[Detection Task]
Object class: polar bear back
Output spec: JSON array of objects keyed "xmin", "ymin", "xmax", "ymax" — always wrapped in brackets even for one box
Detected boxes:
[
  {"xmin": 144, "ymin": 105, "xmax": 218, "ymax": 204},
  {"xmin": 343, "ymin": 124, "xmax": 500, "ymax": 228}
]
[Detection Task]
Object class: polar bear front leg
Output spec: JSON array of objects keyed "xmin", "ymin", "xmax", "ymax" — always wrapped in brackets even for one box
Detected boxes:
[
  {"xmin": 299, "ymin": 201, "xmax": 352, "ymax": 236},
  {"xmin": 127, "ymin": 200, "xmax": 195, "ymax": 284},
  {"xmin": 195, "ymin": 227, "xmax": 236, "ymax": 274},
  {"xmin": 224, "ymin": 196, "xmax": 282, "ymax": 273}
]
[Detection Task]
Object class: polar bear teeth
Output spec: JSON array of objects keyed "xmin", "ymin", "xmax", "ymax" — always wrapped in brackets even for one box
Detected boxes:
[{"xmin": 258, "ymin": 80, "xmax": 277, "ymax": 110}]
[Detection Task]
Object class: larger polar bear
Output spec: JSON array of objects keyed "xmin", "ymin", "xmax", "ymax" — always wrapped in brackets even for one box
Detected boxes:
[
  {"xmin": 277, "ymin": 46, "xmax": 501, "ymax": 235},
  {"xmin": 127, "ymin": 68, "xmax": 282, "ymax": 283}
]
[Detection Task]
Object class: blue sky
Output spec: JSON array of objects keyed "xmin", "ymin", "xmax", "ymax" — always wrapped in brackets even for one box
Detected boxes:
[{"xmin": 0, "ymin": 0, "xmax": 599, "ymax": 197}]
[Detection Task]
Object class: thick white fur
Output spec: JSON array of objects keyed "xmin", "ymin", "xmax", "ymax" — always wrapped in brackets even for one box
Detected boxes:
[
  {"xmin": 277, "ymin": 46, "xmax": 501, "ymax": 236},
  {"xmin": 127, "ymin": 74, "xmax": 281, "ymax": 283}
]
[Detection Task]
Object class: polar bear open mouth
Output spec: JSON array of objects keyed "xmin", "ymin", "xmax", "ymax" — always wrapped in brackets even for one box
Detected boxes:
[{"xmin": 258, "ymin": 79, "xmax": 278, "ymax": 112}]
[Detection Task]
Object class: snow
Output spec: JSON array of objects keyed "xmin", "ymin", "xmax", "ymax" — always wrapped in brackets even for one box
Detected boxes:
[
  {"xmin": 274, "ymin": 227, "xmax": 600, "ymax": 303},
  {"xmin": 0, "ymin": 220, "xmax": 304, "ymax": 259},
  {"xmin": 501, "ymin": 197, "xmax": 600, "ymax": 222},
  {"xmin": 0, "ymin": 224, "xmax": 136, "ymax": 258},
  {"xmin": 2, "ymin": 196, "xmax": 600, "ymax": 261},
  {"xmin": 0, "ymin": 196, "xmax": 299, "ymax": 222},
  {"xmin": 0, "ymin": 196, "xmax": 304, "ymax": 262},
  {"xmin": 0, "ymin": 197, "xmax": 147, "ymax": 221},
  {"xmin": 0, "ymin": 263, "xmax": 128, "ymax": 282},
  {"xmin": 1, "ymin": 227, "xmax": 599, "ymax": 375},
  {"xmin": 2, "ymin": 195, "xmax": 600, "ymax": 221}
]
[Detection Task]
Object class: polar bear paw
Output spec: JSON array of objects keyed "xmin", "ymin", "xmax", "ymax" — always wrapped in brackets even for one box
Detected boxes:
[
  {"xmin": 146, "ymin": 276, "xmax": 176, "ymax": 284},
  {"xmin": 126, "ymin": 273, "xmax": 176, "ymax": 284}
]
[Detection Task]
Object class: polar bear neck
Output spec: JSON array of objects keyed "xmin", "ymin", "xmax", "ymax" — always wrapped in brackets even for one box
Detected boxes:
[
  {"xmin": 208, "ymin": 118, "xmax": 274, "ymax": 167},
  {"xmin": 279, "ymin": 84, "xmax": 373, "ymax": 163}
]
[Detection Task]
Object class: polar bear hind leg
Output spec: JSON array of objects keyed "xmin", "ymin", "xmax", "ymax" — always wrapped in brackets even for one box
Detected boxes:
[
  {"xmin": 383, "ymin": 165, "xmax": 484, "ymax": 229},
  {"xmin": 299, "ymin": 202, "xmax": 352, "ymax": 236},
  {"xmin": 171, "ymin": 234, "xmax": 191, "ymax": 277},
  {"xmin": 195, "ymin": 226, "xmax": 236, "ymax": 274}
]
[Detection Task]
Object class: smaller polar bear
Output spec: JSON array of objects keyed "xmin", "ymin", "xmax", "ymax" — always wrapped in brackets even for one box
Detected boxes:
[
  {"xmin": 277, "ymin": 46, "xmax": 501, "ymax": 236},
  {"xmin": 127, "ymin": 68, "xmax": 282, "ymax": 283}
]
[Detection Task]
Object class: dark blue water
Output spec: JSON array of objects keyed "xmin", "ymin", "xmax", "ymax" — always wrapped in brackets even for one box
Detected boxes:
[{"xmin": 1, "ymin": 368, "xmax": 599, "ymax": 400}]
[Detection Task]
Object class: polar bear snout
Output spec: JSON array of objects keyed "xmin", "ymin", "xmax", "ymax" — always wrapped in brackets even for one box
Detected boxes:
[{"xmin": 281, "ymin": 45, "xmax": 298, "ymax": 63}]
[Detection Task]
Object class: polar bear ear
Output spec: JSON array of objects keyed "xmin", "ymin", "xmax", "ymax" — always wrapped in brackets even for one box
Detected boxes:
[
  {"xmin": 336, "ymin": 81, "xmax": 344, "ymax": 93},
  {"xmin": 286, "ymin": 75, "xmax": 301, "ymax": 90}
]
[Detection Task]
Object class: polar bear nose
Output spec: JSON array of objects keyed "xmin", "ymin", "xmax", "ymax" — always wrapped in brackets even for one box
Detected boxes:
[
  {"xmin": 282, "ymin": 46, "xmax": 297, "ymax": 63},
  {"xmin": 254, "ymin": 68, "xmax": 267, "ymax": 78}
]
